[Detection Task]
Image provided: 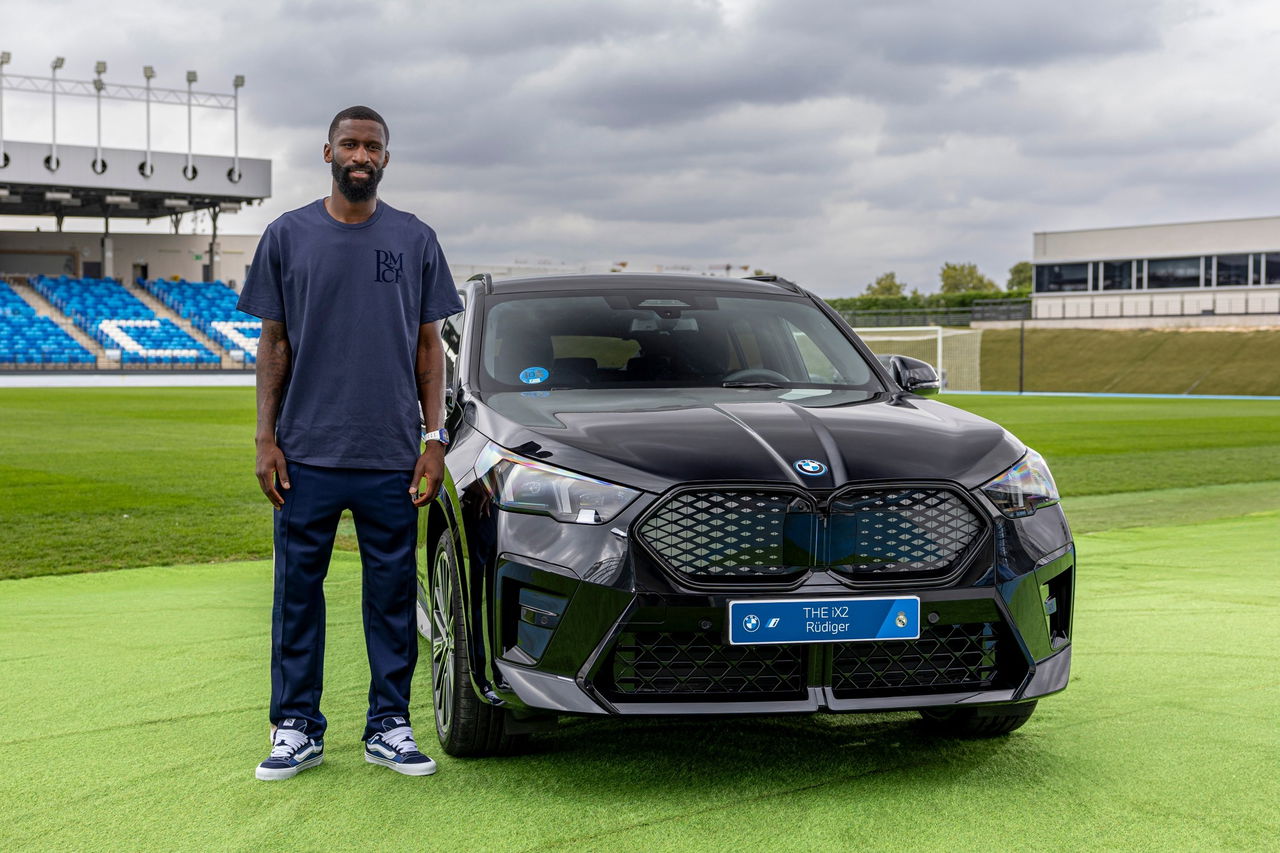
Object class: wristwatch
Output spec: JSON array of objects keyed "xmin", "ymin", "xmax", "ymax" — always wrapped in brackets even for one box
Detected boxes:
[{"xmin": 423, "ymin": 428, "xmax": 450, "ymax": 447}]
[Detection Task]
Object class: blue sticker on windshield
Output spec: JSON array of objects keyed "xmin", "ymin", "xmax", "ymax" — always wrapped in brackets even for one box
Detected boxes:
[{"xmin": 519, "ymin": 366, "xmax": 550, "ymax": 385}]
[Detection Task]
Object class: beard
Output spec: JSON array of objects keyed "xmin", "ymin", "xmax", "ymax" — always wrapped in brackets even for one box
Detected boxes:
[{"xmin": 332, "ymin": 160, "xmax": 383, "ymax": 202}]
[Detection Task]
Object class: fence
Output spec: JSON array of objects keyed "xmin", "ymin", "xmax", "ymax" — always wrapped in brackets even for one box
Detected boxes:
[{"xmin": 836, "ymin": 299, "xmax": 1032, "ymax": 328}]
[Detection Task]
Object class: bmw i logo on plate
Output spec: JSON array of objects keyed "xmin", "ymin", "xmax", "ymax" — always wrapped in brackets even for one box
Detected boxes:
[
  {"xmin": 794, "ymin": 459, "xmax": 827, "ymax": 476},
  {"xmin": 742, "ymin": 614, "xmax": 760, "ymax": 632}
]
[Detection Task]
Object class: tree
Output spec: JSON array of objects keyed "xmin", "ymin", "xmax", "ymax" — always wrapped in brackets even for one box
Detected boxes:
[
  {"xmin": 1007, "ymin": 260, "xmax": 1033, "ymax": 292},
  {"xmin": 864, "ymin": 271, "xmax": 904, "ymax": 297},
  {"xmin": 939, "ymin": 262, "xmax": 998, "ymax": 294}
]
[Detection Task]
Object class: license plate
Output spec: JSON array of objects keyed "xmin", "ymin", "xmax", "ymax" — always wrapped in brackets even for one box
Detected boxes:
[{"xmin": 727, "ymin": 596, "xmax": 921, "ymax": 645}]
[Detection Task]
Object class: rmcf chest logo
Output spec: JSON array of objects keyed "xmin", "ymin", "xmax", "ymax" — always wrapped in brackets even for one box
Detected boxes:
[{"xmin": 375, "ymin": 249, "xmax": 404, "ymax": 283}]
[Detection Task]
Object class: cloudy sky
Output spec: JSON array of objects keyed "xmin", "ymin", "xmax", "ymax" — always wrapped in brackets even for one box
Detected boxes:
[{"xmin": 3, "ymin": 0, "xmax": 1278, "ymax": 295}]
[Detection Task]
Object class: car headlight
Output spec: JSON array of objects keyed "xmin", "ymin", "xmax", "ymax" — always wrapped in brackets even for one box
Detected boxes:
[
  {"xmin": 476, "ymin": 442, "xmax": 640, "ymax": 524},
  {"xmin": 981, "ymin": 448, "xmax": 1060, "ymax": 518}
]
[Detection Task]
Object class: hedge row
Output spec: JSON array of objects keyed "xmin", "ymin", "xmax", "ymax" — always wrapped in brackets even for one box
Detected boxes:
[{"xmin": 824, "ymin": 289, "xmax": 1030, "ymax": 312}]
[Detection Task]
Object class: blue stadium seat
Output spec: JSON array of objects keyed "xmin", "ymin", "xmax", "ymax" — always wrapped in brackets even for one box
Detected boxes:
[
  {"xmin": 0, "ymin": 283, "xmax": 95, "ymax": 365},
  {"xmin": 140, "ymin": 278, "xmax": 260, "ymax": 363},
  {"xmin": 29, "ymin": 276, "xmax": 219, "ymax": 365}
]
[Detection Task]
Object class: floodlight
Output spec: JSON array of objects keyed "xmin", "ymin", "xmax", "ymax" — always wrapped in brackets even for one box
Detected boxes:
[
  {"xmin": 143, "ymin": 65, "xmax": 155, "ymax": 79},
  {"xmin": 93, "ymin": 78, "xmax": 104, "ymax": 92},
  {"xmin": 163, "ymin": 198, "xmax": 190, "ymax": 208},
  {"xmin": 51, "ymin": 56, "xmax": 64, "ymax": 70},
  {"xmin": 186, "ymin": 70, "xmax": 197, "ymax": 84},
  {"xmin": 219, "ymin": 202, "xmax": 242, "ymax": 213},
  {"xmin": 0, "ymin": 188, "xmax": 9, "ymax": 198},
  {"xmin": 44, "ymin": 191, "xmax": 72, "ymax": 201},
  {"xmin": 0, "ymin": 52, "xmax": 11, "ymax": 65},
  {"xmin": 233, "ymin": 74, "xmax": 244, "ymax": 88},
  {"xmin": 95, "ymin": 60, "xmax": 107, "ymax": 75},
  {"xmin": 105, "ymin": 194, "xmax": 132, "ymax": 204}
]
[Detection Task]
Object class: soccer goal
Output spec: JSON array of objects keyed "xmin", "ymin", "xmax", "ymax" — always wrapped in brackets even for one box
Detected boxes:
[{"xmin": 852, "ymin": 325, "xmax": 984, "ymax": 391}]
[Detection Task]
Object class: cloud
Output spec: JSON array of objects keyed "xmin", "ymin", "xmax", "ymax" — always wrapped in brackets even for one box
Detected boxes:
[{"xmin": 2, "ymin": 0, "xmax": 1278, "ymax": 295}]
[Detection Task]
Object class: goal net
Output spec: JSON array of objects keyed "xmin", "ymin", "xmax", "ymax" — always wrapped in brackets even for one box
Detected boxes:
[{"xmin": 852, "ymin": 326, "xmax": 983, "ymax": 391}]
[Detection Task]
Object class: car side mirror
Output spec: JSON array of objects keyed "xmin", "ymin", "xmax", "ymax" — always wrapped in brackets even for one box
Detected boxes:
[{"xmin": 883, "ymin": 354, "xmax": 941, "ymax": 396}]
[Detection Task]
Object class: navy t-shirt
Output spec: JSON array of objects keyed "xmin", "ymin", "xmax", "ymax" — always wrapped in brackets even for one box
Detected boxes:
[{"xmin": 237, "ymin": 199, "xmax": 463, "ymax": 470}]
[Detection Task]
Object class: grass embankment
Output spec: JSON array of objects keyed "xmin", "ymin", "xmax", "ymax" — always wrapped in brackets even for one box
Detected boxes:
[
  {"xmin": 980, "ymin": 327, "xmax": 1280, "ymax": 395},
  {"xmin": 1, "ymin": 389, "xmax": 1278, "ymax": 579},
  {"xmin": 0, "ymin": 510, "xmax": 1276, "ymax": 851}
]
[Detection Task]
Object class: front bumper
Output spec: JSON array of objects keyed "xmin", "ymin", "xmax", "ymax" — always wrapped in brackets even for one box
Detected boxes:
[{"xmin": 480, "ymin": 504, "xmax": 1075, "ymax": 717}]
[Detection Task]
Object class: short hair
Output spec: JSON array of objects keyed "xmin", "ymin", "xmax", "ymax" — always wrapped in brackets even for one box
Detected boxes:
[{"xmin": 328, "ymin": 106, "xmax": 389, "ymax": 143}]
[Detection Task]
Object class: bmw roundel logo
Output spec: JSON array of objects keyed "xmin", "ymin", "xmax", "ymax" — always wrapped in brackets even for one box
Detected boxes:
[
  {"xmin": 742, "ymin": 614, "xmax": 760, "ymax": 632},
  {"xmin": 794, "ymin": 459, "xmax": 828, "ymax": 476}
]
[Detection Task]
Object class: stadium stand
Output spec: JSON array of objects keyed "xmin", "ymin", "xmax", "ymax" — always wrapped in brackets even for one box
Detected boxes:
[
  {"xmin": 29, "ymin": 276, "xmax": 220, "ymax": 365},
  {"xmin": 0, "ymin": 283, "xmax": 96, "ymax": 365},
  {"xmin": 140, "ymin": 279, "xmax": 261, "ymax": 363}
]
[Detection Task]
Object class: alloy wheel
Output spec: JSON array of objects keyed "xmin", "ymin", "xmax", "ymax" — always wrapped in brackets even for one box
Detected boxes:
[{"xmin": 430, "ymin": 544, "xmax": 456, "ymax": 738}]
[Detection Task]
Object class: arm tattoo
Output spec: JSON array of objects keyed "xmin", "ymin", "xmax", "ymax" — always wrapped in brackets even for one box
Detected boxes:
[{"xmin": 255, "ymin": 320, "xmax": 291, "ymax": 443}]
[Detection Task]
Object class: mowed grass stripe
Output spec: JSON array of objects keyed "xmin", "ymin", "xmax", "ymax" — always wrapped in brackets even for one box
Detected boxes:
[
  {"xmin": 0, "ymin": 512, "xmax": 1275, "ymax": 851},
  {"xmin": 942, "ymin": 394, "xmax": 1280, "ymax": 496},
  {"xmin": 1, "ymin": 388, "xmax": 267, "ymax": 578},
  {"xmin": 2, "ymin": 389, "xmax": 1278, "ymax": 578}
]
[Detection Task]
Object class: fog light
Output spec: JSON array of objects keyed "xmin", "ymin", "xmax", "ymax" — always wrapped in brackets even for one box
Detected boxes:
[{"xmin": 515, "ymin": 587, "xmax": 567, "ymax": 661}]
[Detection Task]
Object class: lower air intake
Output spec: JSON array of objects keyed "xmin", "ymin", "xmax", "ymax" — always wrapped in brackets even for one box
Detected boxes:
[
  {"xmin": 604, "ymin": 631, "xmax": 806, "ymax": 700},
  {"xmin": 830, "ymin": 622, "xmax": 1002, "ymax": 697}
]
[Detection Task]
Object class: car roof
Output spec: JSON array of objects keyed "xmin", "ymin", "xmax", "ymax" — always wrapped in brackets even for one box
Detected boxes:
[{"xmin": 478, "ymin": 272, "xmax": 808, "ymax": 297}]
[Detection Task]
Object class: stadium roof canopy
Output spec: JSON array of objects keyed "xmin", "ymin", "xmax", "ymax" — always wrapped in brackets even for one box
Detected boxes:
[
  {"xmin": 0, "ymin": 62, "xmax": 268, "ymax": 225},
  {"xmin": 0, "ymin": 140, "xmax": 270, "ymax": 222}
]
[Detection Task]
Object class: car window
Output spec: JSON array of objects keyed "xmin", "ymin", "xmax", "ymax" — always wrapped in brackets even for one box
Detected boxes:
[
  {"xmin": 441, "ymin": 310, "xmax": 463, "ymax": 387},
  {"xmin": 551, "ymin": 335, "xmax": 640, "ymax": 368},
  {"xmin": 726, "ymin": 318, "xmax": 762, "ymax": 371},
  {"xmin": 479, "ymin": 290, "xmax": 878, "ymax": 391},
  {"xmin": 787, "ymin": 323, "xmax": 842, "ymax": 383}
]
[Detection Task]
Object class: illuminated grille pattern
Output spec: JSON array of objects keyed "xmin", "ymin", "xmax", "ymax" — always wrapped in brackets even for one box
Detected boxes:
[
  {"xmin": 636, "ymin": 490, "xmax": 802, "ymax": 578},
  {"xmin": 827, "ymin": 488, "xmax": 982, "ymax": 579},
  {"xmin": 606, "ymin": 631, "xmax": 806, "ymax": 699},
  {"xmin": 637, "ymin": 485, "xmax": 983, "ymax": 583},
  {"xmin": 830, "ymin": 622, "xmax": 1000, "ymax": 696}
]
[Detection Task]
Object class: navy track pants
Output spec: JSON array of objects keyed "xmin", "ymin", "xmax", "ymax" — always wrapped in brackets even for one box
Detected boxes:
[{"xmin": 269, "ymin": 460, "xmax": 419, "ymax": 741}]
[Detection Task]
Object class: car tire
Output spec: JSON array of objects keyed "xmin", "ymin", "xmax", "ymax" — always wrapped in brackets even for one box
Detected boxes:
[
  {"xmin": 429, "ymin": 529, "xmax": 520, "ymax": 757},
  {"xmin": 918, "ymin": 701, "xmax": 1037, "ymax": 737}
]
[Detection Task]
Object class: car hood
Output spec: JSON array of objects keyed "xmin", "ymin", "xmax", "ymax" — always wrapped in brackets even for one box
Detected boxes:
[{"xmin": 468, "ymin": 387, "xmax": 1023, "ymax": 494}]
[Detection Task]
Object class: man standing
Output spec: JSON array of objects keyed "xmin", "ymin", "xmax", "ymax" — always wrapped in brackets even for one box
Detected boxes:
[{"xmin": 238, "ymin": 106, "xmax": 462, "ymax": 781}]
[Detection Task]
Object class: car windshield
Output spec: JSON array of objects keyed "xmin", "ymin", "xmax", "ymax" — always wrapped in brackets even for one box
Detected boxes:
[{"xmin": 478, "ymin": 290, "xmax": 882, "ymax": 391}]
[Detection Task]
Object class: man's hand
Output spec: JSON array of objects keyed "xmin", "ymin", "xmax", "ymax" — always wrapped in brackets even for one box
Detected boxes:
[
  {"xmin": 256, "ymin": 440, "xmax": 290, "ymax": 510},
  {"xmin": 410, "ymin": 443, "xmax": 447, "ymax": 507}
]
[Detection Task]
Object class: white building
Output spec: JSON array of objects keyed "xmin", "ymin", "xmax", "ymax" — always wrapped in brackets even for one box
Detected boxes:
[{"xmin": 1031, "ymin": 216, "xmax": 1280, "ymax": 327}]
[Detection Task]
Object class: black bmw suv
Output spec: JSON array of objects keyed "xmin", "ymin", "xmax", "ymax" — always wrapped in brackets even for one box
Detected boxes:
[{"xmin": 420, "ymin": 273, "xmax": 1073, "ymax": 755}]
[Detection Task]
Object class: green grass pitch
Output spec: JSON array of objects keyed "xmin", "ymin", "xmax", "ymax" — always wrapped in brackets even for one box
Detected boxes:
[
  {"xmin": 0, "ymin": 388, "xmax": 1277, "ymax": 850},
  {"xmin": 1, "ymin": 388, "xmax": 1276, "ymax": 579},
  {"xmin": 0, "ymin": 513, "xmax": 1275, "ymax": 850}
]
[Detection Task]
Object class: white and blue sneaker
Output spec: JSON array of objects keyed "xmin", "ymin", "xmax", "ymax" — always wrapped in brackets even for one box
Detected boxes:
[
  {"xmin": 364, "ymin": 717, "xmax": 437, "ymax": 776},
  {"xmin": 255, "ymin": 719, "xmax": 324, "ymax": 781}
]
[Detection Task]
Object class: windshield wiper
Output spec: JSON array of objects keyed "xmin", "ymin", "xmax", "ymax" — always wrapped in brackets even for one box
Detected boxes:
[{"xmin": 721, "ymin": 380, "xmax": 786, "ymax": 389}]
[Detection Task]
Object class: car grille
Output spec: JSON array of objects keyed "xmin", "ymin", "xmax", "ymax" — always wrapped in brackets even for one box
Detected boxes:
[
  {"xmin": 636, "ymin": 485, "xmax": 985, "ymax": 585},
  {"xmin": 604, "ymin": 631, "xmax": 807, "ymax": 700},
  {"xmin": 830, "ymin": 622, "xmax": 1001, "ymax": 697},
  {"xmin": 826, "ymin": 487, "xmax": 983, "ymax": 580},
  {"xmin": 636, "ymin": 490, "xmax": 807, "ymax": 579}
]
